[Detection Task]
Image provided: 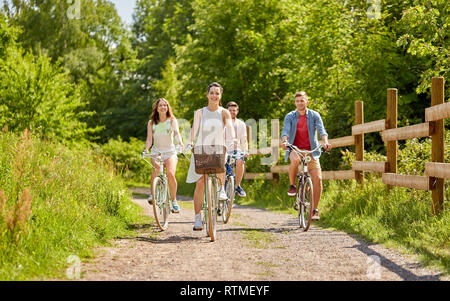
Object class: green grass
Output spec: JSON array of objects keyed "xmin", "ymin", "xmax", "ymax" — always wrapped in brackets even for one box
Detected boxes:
[
  {"xmin": 236, "ymin": 174, "xmax": 450, "ymax": 275},
  {"xmin": 0, "ymin": 130, "xmax": 151, "ymax": 280},
  {"xmin": 241, "ymin": 229, "xmax": 277, "ymax": 249},
  {"xmin": 319, "ymin": 179, "xmax": 450, "ymax": 274}
]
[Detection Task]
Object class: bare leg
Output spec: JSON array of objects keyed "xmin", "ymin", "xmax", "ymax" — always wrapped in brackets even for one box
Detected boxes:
[
  {"xmin": 217, "ymin": 172, "xmax": 225, "ymax": 187},
  {"xmin": 289, "ymin": 151, "xmax": 300, "ymax": 186},
  {"xmin": 150, "ymin": 159, "xmax": 161, "ymax": 191},
  {"xmin": 164, "ymin": 156, "xmax": 178, "ymax": 201},
  {"xmin": 309, "ymin": 168, "xmax": 322, "ymax": 210},
  {"xmin": 193, "ymin": 175, "xmax": 206, "ymax": 214},
  {"xmin": 235, "ymin": 159, "xmax": 244, "ymax": 187}
]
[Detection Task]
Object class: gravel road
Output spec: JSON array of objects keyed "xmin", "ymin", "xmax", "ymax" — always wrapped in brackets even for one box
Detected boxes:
[{"xmin": 79, "ymin": 187, "xmax": 447, "ymax": 281}]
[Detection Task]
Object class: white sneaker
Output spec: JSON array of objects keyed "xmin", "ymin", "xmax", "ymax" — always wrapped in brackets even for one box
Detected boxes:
[
  {"xmin": 171, "ymin": 200, "xmax": 180, "ymax": 213},
  {"xmin": 193, "ymin": 214, "xmax": 203, "ymax": 231},
  {"xmin": 218, "ymin": 187, "xmax": 228, "ymax": 201},
  {"xmin": 147, "ymin": 194, "xmax": 153, "ymax": 205}
]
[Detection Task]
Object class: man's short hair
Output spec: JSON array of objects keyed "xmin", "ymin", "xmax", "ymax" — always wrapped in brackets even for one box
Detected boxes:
[
  {"xmin": 295, "ymin": 91, "xmax": 308, "ymax": 98},
  {"xmin": 226, "ymin": 101, "xmax": 239, "ymax": 109}
]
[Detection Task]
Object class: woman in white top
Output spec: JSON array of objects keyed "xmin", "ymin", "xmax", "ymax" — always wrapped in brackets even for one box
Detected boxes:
[
  {"xmin": 144, "ymin": 98, "xmax": 184, "ymax": 213},
  {"xmin": 186, "ymin": 82, "xmax": 237, "ymax": 230}
]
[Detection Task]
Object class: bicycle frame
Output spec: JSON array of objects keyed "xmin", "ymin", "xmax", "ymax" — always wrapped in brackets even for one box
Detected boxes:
[
  {"xmin": 202, "ymin": 173, "xmax": 218, "ymax": 241},
  {"xmin": 141, "ymin": 148, "xmax": 184, "ymax": 231},
  {"xmin": 286, "ymin": 143, "xmax": 323, "ymax": 231},
  {"xmin": 287, "ymin": 144, "xmax": 323, "ymax": 179},
  {"xmin": 225, "ymin": 150, "xmax": 247, "ymax": 182},
  {"xmin": 142, "ymin": 152, "xmax": 171, "ymax": 200}
]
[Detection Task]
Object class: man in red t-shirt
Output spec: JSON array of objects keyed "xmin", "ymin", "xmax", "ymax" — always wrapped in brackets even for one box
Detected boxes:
[{"xmin": 281, "ymin": 92, "xmax": 331, "ymax": 220}]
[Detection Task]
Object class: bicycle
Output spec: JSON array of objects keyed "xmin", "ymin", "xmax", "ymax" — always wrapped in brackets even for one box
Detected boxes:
[
  {"xmin": 141, "ymin": 147, "xmax": 184, "ymax": 231},
  {"xmin": 221, "ymin": 150, "xmax": 248, "ymax": 223},
  {"xmin": 285, "ymin": 143, "xmax": 323, "ymax": 232},
  {"xmin": 204, "ymin": 172, "xmax": 219, "ymax": 241},
  {"xmin": 187, "ymin": 144, "xmax": 224, "ymax": 242}
]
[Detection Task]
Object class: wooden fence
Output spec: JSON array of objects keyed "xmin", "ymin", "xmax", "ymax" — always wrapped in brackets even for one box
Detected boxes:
[{"xmin": 243, "ymin": 77, "xmax": 448, "ymax": 214}]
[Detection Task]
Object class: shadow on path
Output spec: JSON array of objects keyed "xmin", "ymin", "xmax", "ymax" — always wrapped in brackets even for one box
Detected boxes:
[
  {"xmin": 135, "ymin": 235, "xmax": 202, "ymax": 244},
  {"xmin": 347, "ymin": 237, "xmax": 444, "ymax": 281}
]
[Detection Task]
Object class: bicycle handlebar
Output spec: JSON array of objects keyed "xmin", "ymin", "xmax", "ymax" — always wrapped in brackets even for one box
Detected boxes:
[
  {"xmin": 141, "ymin": 145, "xmax": 186, "ymax": 161},
  {"xmin": 184, "ymin": 144, "xmax": 249, "ymax": 157},
  {"xmin": 285, "ymin": 143, "xmax": 323, "ymax": 155}
]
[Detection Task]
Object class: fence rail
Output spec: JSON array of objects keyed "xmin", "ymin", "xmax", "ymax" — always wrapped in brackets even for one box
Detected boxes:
[{"xmin": 243, "ymin": 77, "xmax": 447, "ymax": 214}]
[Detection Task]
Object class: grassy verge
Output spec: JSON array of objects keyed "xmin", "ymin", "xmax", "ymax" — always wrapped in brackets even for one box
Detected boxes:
[
  {"xmin": 0, "ymin": 130, "xmax": 150, "ymax": 280},
  {"xmin": 319, "ymin": 178, "xmax": 449, "ymax": 274},
  {"xmin": 235, "ymin": 174, "xmax": 449, "ymax": 275}
]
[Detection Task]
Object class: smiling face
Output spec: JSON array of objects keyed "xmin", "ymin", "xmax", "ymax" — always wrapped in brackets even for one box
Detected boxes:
[
  {"xmin": 156, "ymin": 99, "xmax": 169, "ymax": 116},
  {"xmin": 295, "ymin": 93, "xmax": 309, "ymax": 113},
  {"xmin": 207, "ymin": 86, "xmax": 222, "ymax": 105},
  {"xmin": 228, "ymin": 106, "xmax": 238, "ymax": 119}
]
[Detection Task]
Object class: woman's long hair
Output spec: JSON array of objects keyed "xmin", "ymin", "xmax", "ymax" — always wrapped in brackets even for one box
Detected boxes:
[{"xmin": 150, "ymin": 98, "xmax": 174, "ymax": 125}]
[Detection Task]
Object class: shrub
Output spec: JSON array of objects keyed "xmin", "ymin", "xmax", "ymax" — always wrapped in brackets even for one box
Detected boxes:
[
  {"xmin": 0, "ymin": 18, "xmax": 95, "ymax": 143},
  {"xmin": 96, "ymin": 137, "xmax": 151, "ymax": 183},
  {"xmin": 0, "ymin": 129, "xmax": 146, "ymax": 280}
]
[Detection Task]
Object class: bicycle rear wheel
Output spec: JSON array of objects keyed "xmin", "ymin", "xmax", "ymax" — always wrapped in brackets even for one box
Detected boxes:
[
  {"xmin": 299, "ymin": 177, "xmax": 314, "ymax": 232},
  {"xmin": 152, "ymin": 176, "xmax": 169, "ymax": 231},
  {"xmin": 206, "ymin": 176, "xmax": 218, "ymax": 241},
  {"xmin": 222, "ymin": 175, "xmax": 235, "ymax": 223}
]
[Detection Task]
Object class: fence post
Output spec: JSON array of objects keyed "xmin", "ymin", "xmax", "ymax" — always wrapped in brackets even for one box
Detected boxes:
[
  {"xmin": 355, "ymin": 101, "xmax": 364, "ymax": 185},
  {"xmin": 386, "ymin": 88, "xmax": 398, "ymax": 191},
  {"xmin": 431, "ymin": 77, "xmax": 445, "ymax": 214}
]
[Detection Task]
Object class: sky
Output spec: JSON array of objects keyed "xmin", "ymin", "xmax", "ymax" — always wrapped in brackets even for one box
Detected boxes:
[{"xmin": 109, "ymin": 0, "xmax": 137, "ymax": 25}]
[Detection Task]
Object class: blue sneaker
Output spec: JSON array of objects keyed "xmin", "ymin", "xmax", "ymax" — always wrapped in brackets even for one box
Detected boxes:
[
  {"xmin": 171, "ymin": 200, "xmax": 180, "ymax": 213},
  {"xmin": 236, "ymin": 186, "xmax": 246, "ymax": 197}
]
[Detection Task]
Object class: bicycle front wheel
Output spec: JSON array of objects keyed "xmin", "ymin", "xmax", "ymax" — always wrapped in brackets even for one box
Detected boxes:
[
  {"xmin": 222, "ymin": 175, "xmax": 235, "ymax": 224},
  {"xmin": 152, "ymin": 176, "xmax": 169, "ymax": 231},
  {"xmin": 299, "ymin": 177, "xmax": 314, "ymax": 232},
  {"xmin": 206, "ymin": 176, "xmax": 218, "ymax": 241}
]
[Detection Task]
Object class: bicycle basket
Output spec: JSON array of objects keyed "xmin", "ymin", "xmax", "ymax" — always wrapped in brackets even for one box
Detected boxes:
[{"xmin": 193, "ymin": 145, "xmax": 226, "ymax": 174}]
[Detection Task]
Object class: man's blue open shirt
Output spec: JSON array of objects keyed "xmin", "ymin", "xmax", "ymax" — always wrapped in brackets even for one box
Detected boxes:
[{"xmin": 280, "ymin": 109, "xmax": 328, "ymax": 162}]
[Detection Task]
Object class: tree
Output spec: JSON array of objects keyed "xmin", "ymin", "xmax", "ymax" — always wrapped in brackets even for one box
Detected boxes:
[
  {"xmin": 173, "ymin": 0, "xmax": 301, "ymax": 121},
  {"xmin": 2, "ymin": 0, "xmax": 140, "ymax": 142},
  {"xmin": 0, "ymin": 16, "xmax": 93, "ymax": 142}
]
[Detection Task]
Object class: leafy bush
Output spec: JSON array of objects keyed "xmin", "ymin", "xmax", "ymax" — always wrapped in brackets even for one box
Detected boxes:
[
  {"xmin": 96, "ymin": 137, "xmax": 194, "ymax": 197},
  {"xmin": 0, "ymin": 129, "xmax": 147, "ymax": 280},
  {"xmin": 96, "ymin": 137, "xmax": 150, "ymax": 183},
  {"xmin": 0, "ymin": 17, "xmax": 95, "ymax": 142}
]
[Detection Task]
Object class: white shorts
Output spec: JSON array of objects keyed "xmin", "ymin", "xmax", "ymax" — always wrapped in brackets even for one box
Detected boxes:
[{"xmin": 150, "ymin": 147, "xmax": 177, "ymax": 162}]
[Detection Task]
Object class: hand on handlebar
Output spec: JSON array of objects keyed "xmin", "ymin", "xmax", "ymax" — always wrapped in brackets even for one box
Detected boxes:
[{"xmin": 322, "ymin": 143, "xmax": 332, "ymax": 152}]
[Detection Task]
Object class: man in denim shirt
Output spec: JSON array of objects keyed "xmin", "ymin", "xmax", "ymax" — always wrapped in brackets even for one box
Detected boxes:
[{"xmin": 281, "ymin": 91, "xmax": 332, "ymax": 220}]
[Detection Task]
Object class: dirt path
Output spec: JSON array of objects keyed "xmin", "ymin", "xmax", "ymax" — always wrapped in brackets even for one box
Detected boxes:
[{"xmin": 80, "ymin": 187, "xmax": 447, "ymax": 281}]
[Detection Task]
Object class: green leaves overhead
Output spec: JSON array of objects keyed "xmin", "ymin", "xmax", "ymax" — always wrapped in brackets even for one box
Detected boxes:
[
  {"xmin": 0, "ymin": 17, "xmax": 93, "ymax": 142},
  {"xmin": 0, "ymin": 0, "xmax": 447, "ymax": 150}
]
